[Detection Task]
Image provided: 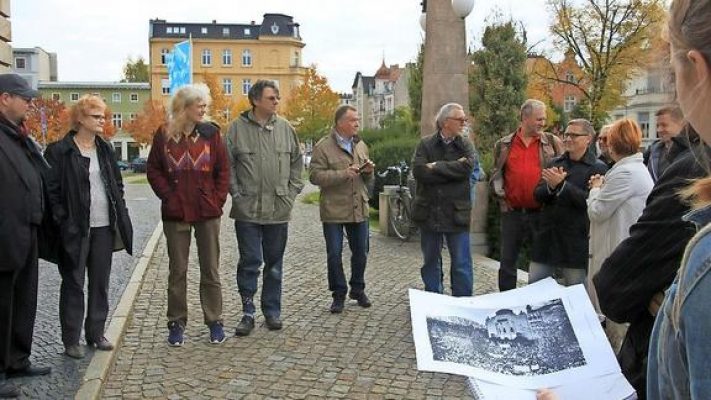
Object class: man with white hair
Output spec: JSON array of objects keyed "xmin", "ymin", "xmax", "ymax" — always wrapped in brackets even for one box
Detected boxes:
[
  {"xmin": 489, "ymin": 99, "xmax": 563, "ymax": 291},
  {"xmin": 411, "ymin": 103, "xmax": 478, "ymax": 297}
]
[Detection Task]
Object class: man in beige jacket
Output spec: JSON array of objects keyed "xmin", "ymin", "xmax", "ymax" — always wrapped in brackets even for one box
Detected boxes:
[{"xmin": 309, "ymin": 105, "xmax": 374, "ymax": 313}]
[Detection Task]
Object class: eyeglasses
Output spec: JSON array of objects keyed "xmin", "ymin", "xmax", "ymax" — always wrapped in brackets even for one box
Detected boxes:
[
  {"xmin": 88, "ymin": 114, "xmax": 106, "ymax": 121},
  {"xmin": 264, "ymin": 96, "xmax": 280, "ymax": 102},
  {"xmin": 562, "ymin": 132, "xmax": 589, "ymax": 139},
  {"xmin": 447, "ymin": 117, "xmax": 468, "ymax": 123}
]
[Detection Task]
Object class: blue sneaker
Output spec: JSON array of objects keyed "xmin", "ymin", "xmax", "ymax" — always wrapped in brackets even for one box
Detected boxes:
[
  {"xmin": 209, "ymin": 322, "xmax": 226, "ymax": 344},
  {"xmin": 167, "ymin": 322, "xmax": 184, "ymax": 347}
]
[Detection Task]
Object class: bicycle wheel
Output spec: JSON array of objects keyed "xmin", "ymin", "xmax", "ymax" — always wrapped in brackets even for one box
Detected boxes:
[{"xmin": 389, "ymin": 194, "xmax": 413, "ymax": 241}]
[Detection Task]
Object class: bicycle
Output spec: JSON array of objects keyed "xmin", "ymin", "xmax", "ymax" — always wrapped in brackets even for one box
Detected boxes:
[{"xmin": 378, "ymin": 161, "xmax": 417, "ymax": 241}]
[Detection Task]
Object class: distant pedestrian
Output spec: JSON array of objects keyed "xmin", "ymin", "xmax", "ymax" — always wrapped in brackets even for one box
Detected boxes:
[
  {"xmin": 595, "ymin": 124, "xmax": 615, "ymax": 168},
  {"xmin": 490, "ymin": 99, "xmax": 563, "ymax": 291},
  {"xmin": 226, "ymin": 80, "xmax": 304, "ymax": 336},
  {"xmin": 45, "ymin": 94, "xmax": 134, "ymax": 359},
  {"xmin": 147, "ymin": 85, "xmax": 230, "ymax": 346},
  {"xmin": 412, "ymin": 103, "xmax": 477, "ymax": 297},
  {"xmin": 310, "ymin": 105, "xmax": 374, "ymax": 313},
  {"xmin": 0, "ymin": 73, "xmax": 51, "ymax": 398}
]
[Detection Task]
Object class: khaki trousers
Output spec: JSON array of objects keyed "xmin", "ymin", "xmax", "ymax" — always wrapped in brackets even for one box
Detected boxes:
[{"xmin": 164, "ymin": 218, "xmax": 222, "ymax": 326}]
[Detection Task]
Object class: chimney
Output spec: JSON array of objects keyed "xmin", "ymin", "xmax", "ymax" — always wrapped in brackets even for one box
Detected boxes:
[
  {"xmin": 212, "ymin": 20, "xmax": 217, "ymax": 24},
  {"xmin": 251, "ymin": 21, "xmax": 256, "ymax": 25}
]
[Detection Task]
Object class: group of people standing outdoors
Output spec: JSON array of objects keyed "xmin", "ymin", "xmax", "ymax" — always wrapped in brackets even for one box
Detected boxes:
[{"xmin": 1, "ymin": 0, "xmax": 711, "ymax": 398}]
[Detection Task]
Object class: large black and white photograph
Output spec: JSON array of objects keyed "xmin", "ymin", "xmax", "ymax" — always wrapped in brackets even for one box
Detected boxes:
[
  {"xmin": 427, "ymin": 298, "xmax": 586, "ymax": 376},
  {"xmin": 409, "ymin": 281, "xmax": 629, "ymax": 392}
]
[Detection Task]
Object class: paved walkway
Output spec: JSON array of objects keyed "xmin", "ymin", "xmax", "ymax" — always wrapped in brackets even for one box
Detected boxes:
[{"xmin": 103, "ymin": 184, "xmax": 506, "ymax": 399}]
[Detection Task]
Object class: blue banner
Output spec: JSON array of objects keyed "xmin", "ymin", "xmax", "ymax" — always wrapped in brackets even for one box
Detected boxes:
[{"xmin": 166, "ymin": 40, "xmax": 192, "ymax": 95}]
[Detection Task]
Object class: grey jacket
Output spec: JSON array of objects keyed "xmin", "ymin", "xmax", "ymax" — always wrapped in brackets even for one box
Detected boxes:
[{"xmin": 226, "ymin": 110, "xmax": 304, "ymax": 224}]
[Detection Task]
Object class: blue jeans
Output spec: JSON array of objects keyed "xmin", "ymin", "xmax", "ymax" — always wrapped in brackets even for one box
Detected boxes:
[
  {"xmin": 234, "ymin": 221, "xmax": 288, "ymax": 318},
  {"xmin": 323, "ymin": 221, "xmax": 369, "ymax": 298},
  {"xmin": 420, "ymin": 229, "xmax": 473, "ymax": 297}
]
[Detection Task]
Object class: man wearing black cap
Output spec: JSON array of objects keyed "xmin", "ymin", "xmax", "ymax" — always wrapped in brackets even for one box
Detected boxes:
[{"xmin": 0, "ymin": 73, "xmax": 51, "ymax": 398}]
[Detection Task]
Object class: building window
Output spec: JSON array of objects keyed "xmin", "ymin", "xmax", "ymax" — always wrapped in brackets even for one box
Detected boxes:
[
  {"xmin": 130, "ymin": 93, "xmax": 139, "ymax": 102},
  {"xmin": 565, "ymin": 71, "xmax": 575, "ymax": 83},
  {"xmin": 70, "ymin": 93, "xmax": 79, "ymax": 102},
  {"xmin": 563, "ymin": 95, "xmax": 576, "ymax": 112},
  {"xmin": 293, "ymin": 26, "xmax": 300, "ymax": 38},
  {"xmin": 242, "ymin": 49, "xmax": 252, "ymax": 66},
  {"xmin": 161, "ymin": 78, "xmax": 170, "ymax": 95},
  {"xmin": 112, "ymin": 113, "xmax": 123, "ymax": 128},
  {"xmin": 166, "ymin": 27, "xmax": 173, "ymax": 34},
  {"xmin": 223, "ymin": 78, "xmax": 232, "ymax": 95},
  {"xmin": 129, "ymin": 113, "xmax": 137, "ymax": 121},
  {"xmin": 222, "ymin": 27, "xmax": 230, "ymax": 37},
  {"xmin": 14, "ymin": 57, "xmax": 26, "ymax": 69},
  {"xmin": 224, "ymin": 108, "xmax": 231, "ymax": 121},
  {"xmin": 201, "ymin": 27, "xmax": 208, "ymax": 34},
  {"xmin": 160, "ymin": 48, "xmax": 169, "ymax": 65},
  {"xmin": 291, "ymin": 51, "xmax": 300, "ymax": 67},
  {"xmin": 179, "ymin": 27, "xmax": 186, "ymax": 34},
  {"xmin": 244, "ymin": 28, "xmax": 251, "ymax": 35},
  {"xmin": 202, "ymin": 49, "xmax": 212, "ymax": 66},
  {"xmin": 112, "ymin": 93, "xmax": 121, "ymax": 103},
  {"xmin": 242, "ymin": 79, "xmax": 251, "ymax": 95},
  {"xmin": 638, "ymin": 112, "xmax": 650, "ymax": 138},
  {"xmin": 51, "ymin": 93, "xmax": 61, "ymax": 101},
  {"xmin": 222, "ymin": 49, "xmax": 232, "ymax": 66}
]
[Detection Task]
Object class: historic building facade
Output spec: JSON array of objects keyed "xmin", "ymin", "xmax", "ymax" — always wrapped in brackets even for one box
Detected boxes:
[
  {"xmin": 351, "ymin": 61, "xmax": 411, "ymax": 130},
  {"xmin": 148, "ymin": 14, "xmax": 308, "ymax": 105}
]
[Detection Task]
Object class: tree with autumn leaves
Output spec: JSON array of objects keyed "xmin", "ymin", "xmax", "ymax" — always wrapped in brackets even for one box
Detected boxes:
[
  {"xmin": 543, "ymin": 0, "xmax": 666, "ymax": 128},
  {"xmin": 283, "ymin": 66, "xmax": 340, "ymax": 142},
  {"xmin": 201, "ymin": 73, "xmax": 251, "ymax": 130},
  {"xmin": 24, "ymin": 98, "xmax": 116, "ymax": 146},
  {"xmin": 123, "ymin": 99, "xmax": 167, "ymax": 145}
]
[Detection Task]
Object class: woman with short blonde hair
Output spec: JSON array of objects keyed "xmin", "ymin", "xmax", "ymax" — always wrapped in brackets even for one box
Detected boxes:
[{"xmin": 45, "ymin": 94, "xmax": 133, "ymax": 359}]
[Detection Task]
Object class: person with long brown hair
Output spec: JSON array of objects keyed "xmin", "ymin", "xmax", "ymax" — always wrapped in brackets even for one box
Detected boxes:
[
  {"xmin": 647, "ymin": 0, "xmax": 711, "ymax": 398},
  {"xmin": 147, "ymin": 84, "xmax": 229, "ymax": 347},
  {"xmin": 44, "ymin": 94, "xmax": 133, "ymax": 359}
]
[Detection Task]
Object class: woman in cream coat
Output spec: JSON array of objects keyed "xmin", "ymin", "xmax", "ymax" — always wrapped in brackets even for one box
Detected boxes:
[{"xmin": 587, "ymin": 118, "xmax": 654, "ymax": 350}]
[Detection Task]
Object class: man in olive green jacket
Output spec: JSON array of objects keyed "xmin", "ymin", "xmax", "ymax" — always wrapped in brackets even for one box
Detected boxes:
[
  {"xmin": 226, "ymin": 80, "xmax": 303, "ymax": 336},
  {"xmin": 309, "ymin": 105, "xmax": 374, "ymax": 314}
]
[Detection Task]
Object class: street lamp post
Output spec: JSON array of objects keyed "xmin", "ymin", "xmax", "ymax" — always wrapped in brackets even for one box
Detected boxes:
[{"xmin": 419, "ymin": 0, "xmax": 474, "ymax": 137}]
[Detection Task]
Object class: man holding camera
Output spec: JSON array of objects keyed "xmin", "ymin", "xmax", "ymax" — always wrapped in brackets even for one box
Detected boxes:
[{"xmin": 309, "ymin": 105, "xmax": 374, "ymax": 314}]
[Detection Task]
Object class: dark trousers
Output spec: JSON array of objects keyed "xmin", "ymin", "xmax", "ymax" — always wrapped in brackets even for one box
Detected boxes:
[
  {"xmin": 58, "ymin": 226, "xmax": 113, "ymax": 346},
  {"xmin": 498, "ymin": 210, "xmax": 539, "ymax": 291},
  {"xmin": 323, "ymin": 221, "xmax": 369, "ymax": 298},
  {"xmin": 0, "ymin": 228, "xmax": 38, "ymax": 372},
  {"xmin": 235, "ymin": 221, "xmax": 288, "ymax": 318}
]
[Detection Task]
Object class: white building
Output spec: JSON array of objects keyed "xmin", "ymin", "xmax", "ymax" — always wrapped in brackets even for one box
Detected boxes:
[
  {"xmin": 351, "ymin": 61, "xmax": 411, "ymax": 129},
  {"xmin": 608, "ymin": 66, "xmax": 675, "ymax": 147},
  {"xmin": 12, "ymin": 47, "xmax": 58, "ymax": 89}
]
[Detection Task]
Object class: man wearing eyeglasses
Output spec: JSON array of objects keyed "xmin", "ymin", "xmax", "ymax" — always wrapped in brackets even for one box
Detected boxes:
[
  {"xmin": 226, "ymin": 79, "xmax": 304, "ymax": 336},
  {"xmin": 529, "ymin": 119, "xmax": 608, "ymax": 285},
  {"xmin": 411, "ymin": 103, "xmax": 478, "ymax": 297},
  {"xmin": 490, "ymin": 99, "xmax": 563, "ymax": 291},
  {"xmin": 0, "ymin": 74, "xmax": 52, "ymax": 398}
]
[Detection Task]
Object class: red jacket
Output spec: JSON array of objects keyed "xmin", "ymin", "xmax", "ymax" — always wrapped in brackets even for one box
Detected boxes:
[{"xmin": 147, "ymin": 122, "xmax": 230, "ymax": 222}]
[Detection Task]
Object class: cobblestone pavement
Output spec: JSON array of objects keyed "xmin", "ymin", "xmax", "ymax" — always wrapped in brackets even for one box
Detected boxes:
[
  {"xmin": 103, "ymin": 184, "xmax": 503, "ymax": 399},
  {"xmin": 16, "ymin": 183, "xmax": 160, "ymax": 399}
]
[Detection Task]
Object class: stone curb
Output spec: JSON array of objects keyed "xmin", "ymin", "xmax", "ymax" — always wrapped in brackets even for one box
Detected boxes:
[{"xmin": 74, "ymin": 221, "xmax": 164, "ymax": 400}]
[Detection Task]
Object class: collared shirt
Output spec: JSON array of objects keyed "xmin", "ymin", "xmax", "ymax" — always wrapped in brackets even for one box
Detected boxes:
[
  {"xmin": 334, "ymin": 130, "xmax": 354, "ymax": 154},
  {"xmin": 503, "ymin": 129, "xmax": 541, "ymax": 209},
  {"xmin": 439, "ymin": 132, "xmax": 455, "ymax": 145}
]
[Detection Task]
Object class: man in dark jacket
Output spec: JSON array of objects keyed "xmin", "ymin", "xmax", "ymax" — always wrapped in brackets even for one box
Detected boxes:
[
  {"xmin": 0, "ymin": 74, "xmax": 51, "ymax": 398},
  {"xmin": 594, "ymin": 128, "xmax": 704, "ymax": 400},
  {"xmin": 530, "ymin": 119, "xmax": 608, "ymax": 285},
  {"xmin": 412, "ymin": 103, "xmax": 477, "ymax": 297},
  {"xmin": 643, "ymin": 105, "xmax": 685, "ymax": 182}
]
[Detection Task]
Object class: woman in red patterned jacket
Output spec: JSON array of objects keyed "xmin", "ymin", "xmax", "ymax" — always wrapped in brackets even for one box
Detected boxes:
[{"xmin": 147, "ymin": 84, "xmax": 230, "ymax": 347}]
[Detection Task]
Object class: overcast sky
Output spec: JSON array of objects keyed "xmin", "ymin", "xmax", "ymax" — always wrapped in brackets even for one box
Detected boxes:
[{"xmin": 12, "ymin": 0, "xmax": 552, "ymax": 93}]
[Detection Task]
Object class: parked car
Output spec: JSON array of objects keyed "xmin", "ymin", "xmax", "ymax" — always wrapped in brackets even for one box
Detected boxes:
[
  {"xmin": 130, "ymin": 157, "xmax": 148, "ymax": 173},
  {"xmin": 117, "ymin": 160, "xmax": 130, "ymax": 171}
]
